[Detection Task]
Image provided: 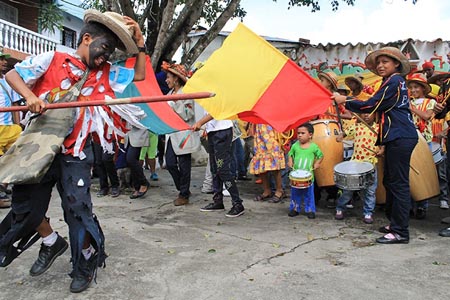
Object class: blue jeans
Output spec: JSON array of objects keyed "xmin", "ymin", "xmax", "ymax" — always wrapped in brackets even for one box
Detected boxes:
[
  {"xmin": 290, "ymin": 185, "xmax": 315, "ymax": 213},
  {"xmin": 336, "ymin": 167, "xmax": 378, "ymax": 216}
]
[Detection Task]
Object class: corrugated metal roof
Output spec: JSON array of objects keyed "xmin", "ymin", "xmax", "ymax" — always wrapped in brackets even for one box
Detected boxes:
[
  {"xmin": 188, "ymin": 30, "xmax": 301, "ymax": 45},
  {"xmin": 56, "ymin": 0, "xmax": 84, "ymax": 20}
]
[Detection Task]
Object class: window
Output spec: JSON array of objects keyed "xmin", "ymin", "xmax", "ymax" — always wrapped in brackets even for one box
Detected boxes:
[
  {"xmin": 0, "ymin": 2, "xmax": 18, "ymax": 24},
  {"xmin": 62, "ymin": 27, "xmax": 77, "ymax": 49}
]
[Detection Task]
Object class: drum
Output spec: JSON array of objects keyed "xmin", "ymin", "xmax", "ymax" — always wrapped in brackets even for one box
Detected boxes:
[
  {"xmin": 311, "ymin": 119, "xmax": 343, "ymax": 187},
  {"xmin": 289, "ymin": 170, "xmax": 313, "ymax": 189},
  {"xmin": 410, "ymin": 132, "xmax": 440, "ymax": 201},
  {"xmin": 333, "ymin": 161, "xmax": 375, "ymax": 191},
  {"xmin": 431, "ymin": 142, "xmax": 444, "ymax": 165},
  {"xmin": 376, "ymin": 132, "xmax": 440, "ymax": 203},
  {"xmin": 343, "ymin": 140, "xmax": 354, "ymax": 161}
]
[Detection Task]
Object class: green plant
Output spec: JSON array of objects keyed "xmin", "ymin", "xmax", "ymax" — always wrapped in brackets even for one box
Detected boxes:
[{"xmin": 38, "ymin": 1, "xmax": 65, "ymax": 34}]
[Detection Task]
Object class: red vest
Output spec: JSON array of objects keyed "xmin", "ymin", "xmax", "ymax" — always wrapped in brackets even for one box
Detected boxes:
[{"xmin": 32, "ymin": 52, "xmax": 119, "ymax": 155}]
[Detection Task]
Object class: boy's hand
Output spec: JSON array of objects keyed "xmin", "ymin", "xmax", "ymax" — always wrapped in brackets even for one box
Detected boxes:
[
  {"xmin": 313, "ymin": 162, "xmax": 321, "ymax": 170},
  {"xmin": 123, "ymin": 16, "xmax": 145, "ymax": 47},
  {"xmin": 376, "ymin": 146, "xmax": 385, "ymax": 157},
  {"xmin": 336, "ymin": 133, "xmax": 344, "ymax": 142}
]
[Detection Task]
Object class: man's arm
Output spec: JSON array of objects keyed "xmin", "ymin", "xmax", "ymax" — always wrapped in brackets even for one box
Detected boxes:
[
  {"xmin": 124, "ymin": 16, "xmax": 145, "ymax": 81},
  {"xmin": 5, "ymin": 70, "xmax": 44, "ymax": 113}
]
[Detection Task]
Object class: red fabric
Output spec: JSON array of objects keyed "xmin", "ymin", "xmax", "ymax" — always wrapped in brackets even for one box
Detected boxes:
[{"xmin": 238, "ymin": 60, "xmax": 331, "ymax": 132}]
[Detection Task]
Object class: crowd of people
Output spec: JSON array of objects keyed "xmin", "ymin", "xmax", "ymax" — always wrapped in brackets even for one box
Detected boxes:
[{"xmin": 0, "ymin": 9, "xmax": 450, "ymax": 294}]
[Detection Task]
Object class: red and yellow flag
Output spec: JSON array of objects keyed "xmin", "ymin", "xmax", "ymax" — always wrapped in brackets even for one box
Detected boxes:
[{"xmin": 184, "ymin": 23, "xmax": 331, "ymax": 132}]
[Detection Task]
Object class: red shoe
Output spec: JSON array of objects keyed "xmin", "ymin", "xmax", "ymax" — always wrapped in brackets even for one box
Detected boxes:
[{"xmin": 255, "ymin": 178, "xmax": 262, "ymax": 184}]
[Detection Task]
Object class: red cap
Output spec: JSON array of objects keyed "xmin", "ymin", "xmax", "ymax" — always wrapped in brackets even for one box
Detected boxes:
[{"xmin": 422, "ymin": 61, "xmax": 434, "ymax": 70}]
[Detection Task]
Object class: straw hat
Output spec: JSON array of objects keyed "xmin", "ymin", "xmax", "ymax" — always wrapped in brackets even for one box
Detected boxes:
[
  {"xmin": 427, "ymin": 71, "xmax": 450, "ymax": 85},
  {"xmin": 318, "ymin": 71, "xmax": 338, "ymax": 90},
  {"xmin": 344, "ymin": 73, "xmax": 364, "ymax": 91},
  {"xmin": 406, "ymin": 73, "xmax": 432, "ymax": 96},
  {"xmin": 0, "ymin": 46, "xmax": 10, "ymax": 59},
  {"xmin": 161, "ymin": 61, "xmax": 189, "ymax": 83},
  {"xmin": 364, "ymin": 47, "xmax": 411, "ymax": 76},
  {"xmin": 84, "ymin": 10, "xmax": 138, "ymax": 54}
]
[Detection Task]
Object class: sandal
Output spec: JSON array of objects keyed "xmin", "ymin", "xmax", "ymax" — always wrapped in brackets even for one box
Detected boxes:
[
  {"xmin": 254, "ymin": 193, "xmax": 272, "ymax": 202},
  {"xmin": 268, "ymin": 192, "xmax": 285, "ymax": 203}
]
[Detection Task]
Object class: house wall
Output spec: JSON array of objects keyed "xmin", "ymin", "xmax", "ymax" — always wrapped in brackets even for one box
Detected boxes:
[{"xmin": 1, "ymin": 0, "xmax": 39, "ymax": 32}]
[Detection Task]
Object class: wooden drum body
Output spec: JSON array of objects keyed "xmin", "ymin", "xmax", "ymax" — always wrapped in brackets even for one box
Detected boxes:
[
  {"xmin": 311, "ymin": 120, "xmax": 343, "ymax": 187},
  {"xmin": 376, "ymin": 132, "xmax": 440, "ymax": 204}
]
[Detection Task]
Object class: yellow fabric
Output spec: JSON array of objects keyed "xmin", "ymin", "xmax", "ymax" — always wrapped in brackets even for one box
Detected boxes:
[
  {"xmin": 344, "ymin": 123, "xmax": 379, "ymax": 165},
  {"xmin": 184, "ymin": 23, "xmax": 288, "ymax": 120},
  {"xmin": 0, "ymin": 124, "xmax": 22, "ymax": 156},
  {"xmin": 411, "ymin": 97, "xmax": 436, "ymax": 143}
]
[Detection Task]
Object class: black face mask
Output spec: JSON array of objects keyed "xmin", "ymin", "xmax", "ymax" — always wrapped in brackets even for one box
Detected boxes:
[{"xmin": 87, "ymin": 35, "xmax": 117, "ymax": 69}]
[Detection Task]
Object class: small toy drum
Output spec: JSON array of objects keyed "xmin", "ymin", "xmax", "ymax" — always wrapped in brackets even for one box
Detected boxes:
[
  {"xmin": 289, "ymin": 170, "xmax": 313, "ymax": 189},
  {"xmin": 431, "ymin": 142, "xmax": 444, "ymax": 165},
  {"xmin": 334, "ymin": 161, "xmax": 375, "ymax": 191}
]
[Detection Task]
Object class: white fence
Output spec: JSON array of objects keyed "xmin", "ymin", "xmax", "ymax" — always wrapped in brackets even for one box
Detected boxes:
[{"xmin": 0, "ymin": 19, "xmax": 58, "ymax": 56}]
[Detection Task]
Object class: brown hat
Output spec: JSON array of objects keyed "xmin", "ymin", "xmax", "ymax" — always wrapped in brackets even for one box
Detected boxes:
[
  {"xmin": 318, "ymin": 71, "xmax": 338, "ymax": 90},
  {"xmin": 84, "ymin": 10, "xmax": 138, "ymax": 54},
  {"xmin": 161, "ymin": 61, "xmax": 189, "ymax": 83},
  {"xmin": 406, "ymin": 73, "xmax": 432, "ymax": 96},
  {"xmin": 364, "ymin": 47, "xmax": 411, "ymax": 76},
  {"xmin": 344, "ymin": 73, "xmax": 364, "ymax": 91}
]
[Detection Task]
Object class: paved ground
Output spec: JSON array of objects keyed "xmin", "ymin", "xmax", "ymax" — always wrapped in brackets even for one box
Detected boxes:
[{"xmin": 0, "ymin": 165, "xmax": 449, "ymax": 300}]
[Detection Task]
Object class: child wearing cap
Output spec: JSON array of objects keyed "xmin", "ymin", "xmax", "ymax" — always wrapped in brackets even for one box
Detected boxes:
[
  {"xmin": 333, "ymin": 47, "xmax": 418, "ymax": 244},
  {"xmin": 1, "ymin": 10, "xmax": 146, "ymax": 293}
]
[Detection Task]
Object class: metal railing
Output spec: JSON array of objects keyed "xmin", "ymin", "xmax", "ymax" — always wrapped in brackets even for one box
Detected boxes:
[{"xmin": 0, "ymin": 19, "xmax": 59, "ymax": 56}]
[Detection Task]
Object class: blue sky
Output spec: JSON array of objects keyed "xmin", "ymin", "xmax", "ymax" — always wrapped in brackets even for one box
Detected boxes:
[{"xmin": 223, "ymin": 0, "xmax": 450, "ymax": 44}]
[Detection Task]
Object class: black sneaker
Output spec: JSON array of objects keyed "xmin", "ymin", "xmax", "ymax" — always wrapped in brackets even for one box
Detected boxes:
[
  {"xmin": 96, "ymin": 188, "xmax": 108, "ymax": 197},
  {"xmin": 110, "ymin": 187, "xmax": 120, "ymax": 198},
  {"xmin": 30, "ymin": 234, "xmax": 68, "ymax": 276},
  {"xmin": 70, "ymin": 253, "xmax": 98, "ymax": 293},
  {"xmin": 288, "ymin": 210, "xmax": 299, "ymax": 217},
  {"xmin": 307, "ymin": 212, "xmax": 316, "ymax": 219},
  {"xmin": 200, "ymin": 202, "xmax": 225, "ymax": 212},
  {"xmin": 225, "ymin": 204, "xmax": 245, "ymax": 218}
]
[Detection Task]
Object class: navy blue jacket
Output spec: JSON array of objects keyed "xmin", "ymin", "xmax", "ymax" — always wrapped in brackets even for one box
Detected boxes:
[{"xmin": 345, "ymin": 74, "xmax": 417, "ymax": 145}]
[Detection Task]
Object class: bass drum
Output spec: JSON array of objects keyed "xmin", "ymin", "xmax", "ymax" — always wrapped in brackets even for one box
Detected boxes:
[
  {"xmin": 311, "ymin": 119, "xmax": 343, "ymax": 187},
  {"xmin": 376, "ymin": 132, "xmax": 440, "ymax": 204}
]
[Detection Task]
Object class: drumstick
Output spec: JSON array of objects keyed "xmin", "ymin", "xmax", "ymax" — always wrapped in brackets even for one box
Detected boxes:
[
  {"xmin": 362, "ymin": 145, "xmax": 420, "ymax": 175},
  {"xmin": 362, "ymin": 145, "xmax": 378, "ymax": 155},
  {"xmin": 351, "ymin": 112, "xmax": 378, "ymax": 135}
]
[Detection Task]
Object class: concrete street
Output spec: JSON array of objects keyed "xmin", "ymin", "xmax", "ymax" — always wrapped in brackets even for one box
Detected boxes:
[{"xmin": 0, "ymin": 165, "xmax": 449, "ymax": 300}]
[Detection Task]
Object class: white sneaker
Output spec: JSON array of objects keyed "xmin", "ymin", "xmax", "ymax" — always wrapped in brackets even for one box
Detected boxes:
[{"xmin": 440, "ymin": 200, "xmax": 449, "ymax": 209}]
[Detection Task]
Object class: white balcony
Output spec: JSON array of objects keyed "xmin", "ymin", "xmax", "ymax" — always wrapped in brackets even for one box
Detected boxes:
[{"xmin": 0, "ymin": 18, "xmax": 59, "ymax": 56}]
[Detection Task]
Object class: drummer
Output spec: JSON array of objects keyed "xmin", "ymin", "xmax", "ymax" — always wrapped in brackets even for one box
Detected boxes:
[
  {"xmin": 428, "ymin": 84, "xmax": 450, "ymax": 210},
  {"xmin": 332, "ymin": 47, "xmax": 418, "ymax": 244},
  {"xmin": 316, "ymin": 71, "xmax": 351, "ymax": 208},
  {"xmin": 407, "ymin": 73, "xmax": 437, "ymax": 219},
  {"xmin": 287, "ymin": 123, "xmax": 323, "ymax": 219},
  {"xmin": 335, "ymin": 112, "xmax": 383, "ymax": 224}
]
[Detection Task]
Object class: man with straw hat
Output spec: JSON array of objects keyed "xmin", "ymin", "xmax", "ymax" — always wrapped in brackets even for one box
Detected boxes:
[
  {"xmin": 345, "ymin": 72, "xmax": 372, "ymax": 100},
  {"xmin": 0, "ymin": 10, "xmax": 146, "ymax": 293}
]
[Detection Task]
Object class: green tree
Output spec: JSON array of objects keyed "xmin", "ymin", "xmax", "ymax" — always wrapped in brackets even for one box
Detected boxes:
[{"xmin": 80, "ymin": 0, "xmax": 417, "ymax": 70}]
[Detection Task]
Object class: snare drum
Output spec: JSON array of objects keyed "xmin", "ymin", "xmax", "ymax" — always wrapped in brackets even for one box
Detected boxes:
[
  {"xmin": 431, "ymin": 142, "xmax": 444, "ymax": 164},
  {"xmin": 334, "ymin": 161, "xmax": 375, "ymax": 191},
  {"xmin": 289, "ymin": 170, "xmax": 313, "ymax": 189}
]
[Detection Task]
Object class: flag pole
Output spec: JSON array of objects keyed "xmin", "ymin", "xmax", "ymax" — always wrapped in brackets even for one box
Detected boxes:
[{"xmin": 0, "ymin": 92, "xmax": 215, "ymax": 113}]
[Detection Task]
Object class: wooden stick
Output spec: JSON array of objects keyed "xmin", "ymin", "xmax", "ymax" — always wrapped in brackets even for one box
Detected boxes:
[
  {"xmin": 351, "ymin": 112, "xmax": 378, "ymax": 135},
  {"xmin": 0, "ymin": 92, "xmax": 215, "ymax": 113}
]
